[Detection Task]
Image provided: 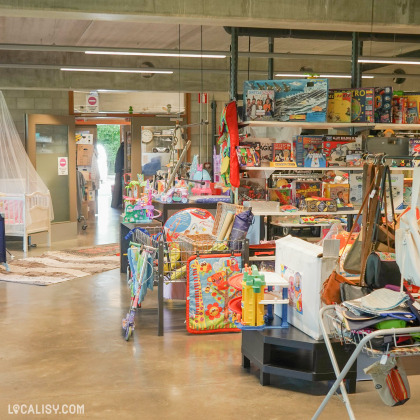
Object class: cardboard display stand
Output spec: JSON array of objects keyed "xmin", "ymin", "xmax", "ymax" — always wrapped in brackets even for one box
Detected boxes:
[{"xmin": 274, "ymin": 235, "xmax": 339, "ymax": 340}]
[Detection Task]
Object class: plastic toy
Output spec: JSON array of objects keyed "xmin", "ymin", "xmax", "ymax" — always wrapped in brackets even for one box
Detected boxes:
[
  {"xmin": 160, "ymin": 186, "xmax": 189, "ymax": 204},
  {"xmin": 241, "ymin": 265, "xmax": 266, "ymax": 327},
  {"xmin": 122, "ymin": 175, "xmax": 161, "ymax": 223}
]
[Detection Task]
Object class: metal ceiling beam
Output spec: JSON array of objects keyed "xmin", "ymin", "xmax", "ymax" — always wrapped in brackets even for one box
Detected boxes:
[
  {"xmin": 1, "ymin": 62, "xmax": 420, "ymax": 79},
  {"xmin": 224, "ymin": 27, "xmax": 420, "ymax": 43}
]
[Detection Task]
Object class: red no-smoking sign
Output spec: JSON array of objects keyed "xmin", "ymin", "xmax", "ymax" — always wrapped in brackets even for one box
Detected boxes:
[
  {"xmin": 87, "ymin": 96, "xmax": 97, "ymax": 105},
  {"xmin": 59, "ymin": 158, "xmax": 67, "ymax": 167}
]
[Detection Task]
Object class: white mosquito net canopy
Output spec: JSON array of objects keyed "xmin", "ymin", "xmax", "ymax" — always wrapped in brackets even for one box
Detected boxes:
[{"xmin": 0, "ymin": 91, "xmax": 54, "ymax": 219}]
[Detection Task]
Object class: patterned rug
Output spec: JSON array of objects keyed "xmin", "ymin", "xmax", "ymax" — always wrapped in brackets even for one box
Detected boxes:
[{"xmin": 0, "ymin": 243, "xmax": 120, "ymax": 286}]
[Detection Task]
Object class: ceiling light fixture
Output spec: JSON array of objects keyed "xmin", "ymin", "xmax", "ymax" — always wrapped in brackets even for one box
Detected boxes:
[
  {"xmin": 275, "ymin": 73, "xmax": 374, "ymax": 79},
  {"xmin": 359, "ymin": 58, "xmax": 420, "ymax": 65},
  {"xmin": 85, "ymin": 51, "xmax": 226, "ymax": 59},
  {"xmin": 61, "ymin": 67, "xmax": 173, "ymax": 74}
]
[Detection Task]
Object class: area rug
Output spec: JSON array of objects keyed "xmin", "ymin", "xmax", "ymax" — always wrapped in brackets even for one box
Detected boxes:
[{"xmin": 0, "ymin": 243, "xmax": 120, "ymax": 286}]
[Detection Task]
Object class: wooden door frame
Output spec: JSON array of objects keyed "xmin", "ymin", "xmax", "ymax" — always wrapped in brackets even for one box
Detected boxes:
[{"xmin": 26, "ymin": 114, "xmax": 77, "ymax": 223}]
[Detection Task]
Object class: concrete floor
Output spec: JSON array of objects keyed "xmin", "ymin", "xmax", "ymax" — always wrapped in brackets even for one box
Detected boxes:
[{"xmin": 1, "ymin": 207, "xmax": 420, "ymax": 419}]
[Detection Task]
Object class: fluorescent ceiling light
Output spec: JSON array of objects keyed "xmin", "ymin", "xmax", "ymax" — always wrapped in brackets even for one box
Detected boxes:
[
  {"xmin": 85, "ymin": 51, "xmax": 226, "ymax": 59},
  {"xmin": 61, "ymin": 67, "xmax": 173, "ymax": 74},
  {"xmin": 359, "ymin": 58, "xmax": 420, "ymax": 65},
  {"xmin": 275, "ymin": 73, "xmax": 374, "ymax": 79}
]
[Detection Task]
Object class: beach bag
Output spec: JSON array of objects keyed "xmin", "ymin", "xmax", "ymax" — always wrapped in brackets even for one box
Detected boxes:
[
  {"xmin": 395, "ymin": 167, "xmax": 420, "ymax": 286},
  {"xmin": 229, "ymin": 209, "xmax": 254, "ymax": 250},
  {"xmin": 364, "ymin": 358, "xmax": 410, "ymax": 406}
]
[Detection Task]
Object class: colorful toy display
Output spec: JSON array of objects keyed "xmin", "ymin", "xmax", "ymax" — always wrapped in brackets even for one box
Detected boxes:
[
  {"xmin": 186, "ymin": 254, "xmax": 242, "ymax": 333},
  {"xmin": 122, "ymin": 174, "xmax": 160, "ymax": 223}
]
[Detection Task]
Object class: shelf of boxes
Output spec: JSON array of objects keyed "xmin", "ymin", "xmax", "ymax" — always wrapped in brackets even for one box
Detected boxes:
[
  {"xmin": 241, "ymin": 166, "xmax": 364, "ymax": 172},
  {"xmin": 251, "ymin": 209, "xmax": 359, "ymax": 217},
  {"xmin": 239, "ymin": 120, "xmax": 420, "ymax": 131}
]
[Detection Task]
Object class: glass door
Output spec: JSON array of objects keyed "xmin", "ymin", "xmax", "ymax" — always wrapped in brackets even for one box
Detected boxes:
[{"xmin": 27, "ymin": 115, "xmax": 76, "ymax": 224}]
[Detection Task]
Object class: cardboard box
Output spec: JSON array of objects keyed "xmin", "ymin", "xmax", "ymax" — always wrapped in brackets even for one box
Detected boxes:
[
  {"xmin": 271, "ymin": 141, "xmax": 296, "ymax": 167},
  {"xmin": 79, "ymin": 169, "xmax": 91, "ymax": 182},
  {"xmin": 323, "ymin": 183, "xmax": 350, "ymax": 205},
  {"xmin": 304, "ymin": 197, "xmax": 337, "ymax": 212},
  {"xmin": 327, "ymin": 89, "xmax": 351, "ymax": 123},
  {"xmin": 237, "ymin": 142, "xmax": 261, "ymax": 167},
  {"xmin": 405, "ymin": 94, "xmax": 420, "ymax": 124},
  {"xmin": 351, "ymin": 88, "xmax": 374, "ymax": 123},
  {"xmin": 275, "ymin": 236, "xmax": 339, "ymax": 340},
  {"xmin": 244, "ymin": 89, "xmax": 275, "ymax": 120},
  {"xmin": 349, "ymin": 173, "xmax": 363, "ymax": 207},
  {"xmin": 293, "ymin": 181, "xmax": 322, "ymax": 207},
  {"xmin": 374, "ymin": 87, "xmax": 393, "ymax": 123},
  {"xmin": 392, "ymin": 96, "xmax": 407, "ymax": 124},
  {"xmin": 77, "ymin": 144, "xmax": 94, "ymax": 166},
  {"xmin": 409, "ymin": 138, "xmax": 420, "ymax": 167},
  {"xmin": 243, "ymin": 79, "xmax": 328, "ymax": 123},
  {"xmin": 295, "ymin": 135, "xmax": 326, "ymax": 167},
  {"xmin": 322, "ymin": 137, "xmax": 356, "ymax": 167},
  {"xmin": 75, "ymin": 133, "xmax": 94, "ymax": 145}
]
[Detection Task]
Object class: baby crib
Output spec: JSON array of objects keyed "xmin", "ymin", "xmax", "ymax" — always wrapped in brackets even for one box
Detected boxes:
[{"xmin": 0, "ymin": 191, "xmax": 51, "ymax": 254}]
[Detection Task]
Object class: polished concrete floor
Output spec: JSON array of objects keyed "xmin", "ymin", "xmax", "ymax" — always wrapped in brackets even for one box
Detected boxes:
[{"xmin": 1, "ymin": 207, "xmax": 420, "ymax": 419}]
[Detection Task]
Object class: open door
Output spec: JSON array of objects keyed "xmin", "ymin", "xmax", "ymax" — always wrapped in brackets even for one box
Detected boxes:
[{"xmin": 26, "ymin": 115, "xmax": 77, "ymax": 238}]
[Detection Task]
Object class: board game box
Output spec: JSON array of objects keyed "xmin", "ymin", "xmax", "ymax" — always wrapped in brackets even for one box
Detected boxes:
[
  {"xmin": 351, "ymin": 88, "xmax": 374, "ymax": 123},
  {"xmin": 327, "ymin": 89, "xmax": 351, "ymax": 123},
  {"xmin": 322, "ymin": 136, "xmax": 357, "ymax": 167},
  {"xmin": 245, "ymin": 89, "xmax": 275, "ymax": 120},
  {"xmin": 236, "ymin": 142, "xmax": 261, "ymax": 167},
  {"xmin": 374, "ymin": 87, "xmax": 393, "ymax": 123},
  {"xmin": 271, "ymin": 141, "xmax": 297, "ymax": 167},
  {"xmin": 295, "ymin": 135, "xmax": 326, "ymax": 167},
  {"xmin": 243, "ymin": 79, "xmax": 328, "ymax": 123},
  {"xmin": 405, "ymin": 94, "xmax": 420, "ymax": 124},
  {"xmin": 292, "ymin": 181, "xmax": 323, "ymax": 208},
  {"xmin": 409, "ymin": 138, "xmax": 420, "ymax": 167},
  {"xmin": 392, "ymin": 96, "xmax": 407, "ymax": 124},
  {"xmin": 349, "ymin": 173, "xmax": 363, "ymax": 207}
]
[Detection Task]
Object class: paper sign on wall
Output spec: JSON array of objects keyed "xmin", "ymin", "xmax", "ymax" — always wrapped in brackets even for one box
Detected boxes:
[
  {"xmin": 58, "ymin": 157, "xmax": 68, "ymax": 175},
  {"xmin": 86, "ymin": 92, "xmax": 99, "ymax": 113}
]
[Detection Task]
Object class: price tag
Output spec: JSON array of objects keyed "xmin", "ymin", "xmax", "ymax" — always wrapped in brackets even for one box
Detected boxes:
[
  {"xmin": 370, "ymin": 189, "xmax": 376, "ymax": 198},
  {"xmin": 380, "ymin": 354, "xmax": 388, "ymax": 365}
]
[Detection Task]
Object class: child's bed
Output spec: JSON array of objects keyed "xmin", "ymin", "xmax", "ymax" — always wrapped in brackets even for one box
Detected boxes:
[{"xmin": 0, "ymin": 191, "xmax": 51, "ymax": 254}]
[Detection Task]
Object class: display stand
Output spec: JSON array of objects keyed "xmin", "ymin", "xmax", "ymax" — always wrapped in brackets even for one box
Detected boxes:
[
  {"xmin": 120, "ymin": 220, "xmax": 162, "ymax": 273},
  {"xmin": 241, "ymin": 316, "xmax": 357, "ymax": 389},
  {"xmin": 313, "ymin": 305, "xmax": 420, "ymax": 419}
]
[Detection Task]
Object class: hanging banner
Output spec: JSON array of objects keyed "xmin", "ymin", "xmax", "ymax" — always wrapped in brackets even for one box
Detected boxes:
[
  {"xmin": 86, "ymin": 92, "xmax": 99, "ymax": 113},
  {"xmin": 58, "ymin": 157, "xmax": 68, "ymax": 175}
]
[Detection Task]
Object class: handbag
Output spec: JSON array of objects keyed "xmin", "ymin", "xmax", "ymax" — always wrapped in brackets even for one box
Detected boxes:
[
  {"xmin": 364, "ymin": 251, "xmax": 401, "ymax": 289},
  {"xmin": 321, "ymin": 269, "xmax": 357, "ymax": 305},
  {"xmin": 340, "ymin": 282, "xmax": 370, "ymax": 302},
  {"xmin": 395, "ymin": 167, "xmax": 420, "ymax": 286}
]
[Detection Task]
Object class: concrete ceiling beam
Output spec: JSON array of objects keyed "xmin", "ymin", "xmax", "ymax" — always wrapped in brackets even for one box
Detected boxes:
[{"xmin": 0, "ymin": 1, "xmax": 419, "ymax": 34}]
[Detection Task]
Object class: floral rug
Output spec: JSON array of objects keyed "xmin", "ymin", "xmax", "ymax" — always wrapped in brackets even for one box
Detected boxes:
[{"xmin": 0, "ymin": 243, "xmax": 119, "ymax": 286}]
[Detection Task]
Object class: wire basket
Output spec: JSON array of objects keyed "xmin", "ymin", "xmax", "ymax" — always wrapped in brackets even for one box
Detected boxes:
[{"xmin": 326, "ymin": 308, "xmax": 420, "ymax": 357}]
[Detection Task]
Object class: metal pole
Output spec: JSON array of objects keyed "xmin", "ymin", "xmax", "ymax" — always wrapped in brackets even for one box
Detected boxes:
[
  {"xmin": 351, "ymin": 32, "xmax": 362, "ymax": 89},
  {"xmin": 158, "ymin": 239, "xmax": 164, "ymax": 336},
  {"xmin": 230, "ymin": 27, "xmax": 238, "ymax": 101},
  {"xmin": 268, "ymin": 37, "xmax": 274, "ymax": 79}
]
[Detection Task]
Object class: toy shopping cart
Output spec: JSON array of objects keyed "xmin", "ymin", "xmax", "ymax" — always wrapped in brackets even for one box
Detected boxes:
[{"xmin": 312, "ymin": 305, "xmax": 420, "ymax": 419}]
